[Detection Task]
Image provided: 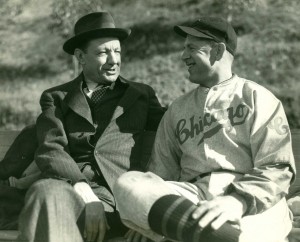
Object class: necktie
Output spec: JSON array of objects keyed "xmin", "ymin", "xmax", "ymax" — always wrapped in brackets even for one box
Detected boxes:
[{"xmin": 90, "ymin": 85, "xmax": 110, "ymax": 105}]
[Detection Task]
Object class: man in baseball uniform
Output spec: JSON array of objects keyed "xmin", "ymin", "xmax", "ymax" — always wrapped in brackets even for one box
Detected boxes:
[{"xmin": 113, "ymin": 17, "xmax": 295, "ymax": 242}]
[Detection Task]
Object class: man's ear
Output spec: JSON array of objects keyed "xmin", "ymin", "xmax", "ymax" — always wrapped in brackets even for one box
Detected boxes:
[
  {"xmin": 74, "ymin": 48, "xmax": 85, "ymax": 65},
  {"xmin": 215, "ymin": 42, "xmax": 226, "ymax": 61}
]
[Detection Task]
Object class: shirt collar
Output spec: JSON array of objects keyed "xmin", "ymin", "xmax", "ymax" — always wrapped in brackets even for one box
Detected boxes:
[{"xmin": 82, "ymin": 77, "xmax": 118, "ymax": 95}]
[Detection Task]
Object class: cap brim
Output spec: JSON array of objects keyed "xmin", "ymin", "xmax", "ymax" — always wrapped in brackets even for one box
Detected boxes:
[
  {"xmin": 174, "ymin": 25, "xmax": 214, "ymax": 40},
  {"xmin": 63, "ymin": 28, "xmax": 131, "ymax": 55}
]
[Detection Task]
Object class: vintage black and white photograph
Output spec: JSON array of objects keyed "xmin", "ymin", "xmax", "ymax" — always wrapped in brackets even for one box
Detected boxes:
[{"xmin": 0, "ymin": 0, "xmax": 299, "ymax": 241}]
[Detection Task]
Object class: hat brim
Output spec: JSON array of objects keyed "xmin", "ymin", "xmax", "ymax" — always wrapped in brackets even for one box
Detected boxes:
[
  {"xmin": 63, "ymin": 28, "xmax": 131, "ymax": 55},
  {"xmin": 174, "ymin": 25, "xmax": 214, "ymax": 40}
]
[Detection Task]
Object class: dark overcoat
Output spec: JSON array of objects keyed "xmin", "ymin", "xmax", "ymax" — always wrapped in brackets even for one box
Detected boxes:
[{"xmin": 34, "ymin": 73, "xmax": 166, "ymax": 190}]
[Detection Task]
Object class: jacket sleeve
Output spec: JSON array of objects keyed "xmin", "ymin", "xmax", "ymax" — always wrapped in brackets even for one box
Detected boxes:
[
  {"xmin": 226, "ymin": 91, "xmax": 295, "ymax": 215},
  {"xmin": 147, "ymin": 106, "xmax": 182, "ymax": 180},
  {"xmin": 145, "ymin": 86, "xmax": 167, "ymax": 131},
  {"xmin": 35, "ymin": 91, "xmax": 86, "ymax": 184},
  {"xmin": 0, "ymin": 124, "xmax": 37, "ymax": 179}
]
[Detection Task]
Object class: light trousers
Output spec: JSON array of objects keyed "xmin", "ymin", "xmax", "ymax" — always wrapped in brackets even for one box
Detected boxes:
[
  {"xmin": 18, "ymin": 179, "xmax": 126, "ymax": 242},
  {"xmin": 18, "ymin": 179, "xmax": 85, "ymax": 242},
  {"xmin": 113, "ymin": 171, "xmax": 292, "ymax": 242}
]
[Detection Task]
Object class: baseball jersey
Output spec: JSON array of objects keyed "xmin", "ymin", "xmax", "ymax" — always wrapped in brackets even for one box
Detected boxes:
[{"xmin": 148, "ymin": 74, "xmax": 295, "ymax": 215}]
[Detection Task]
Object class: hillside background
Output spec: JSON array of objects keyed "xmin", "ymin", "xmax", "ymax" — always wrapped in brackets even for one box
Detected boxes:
[{"xmin": 0, "ymin": 0, "xmax": 299, "ymax": 130}]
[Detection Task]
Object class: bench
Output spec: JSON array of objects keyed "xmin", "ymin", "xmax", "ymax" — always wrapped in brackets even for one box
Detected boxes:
[{"xmin": 0, "ymin": 129, "xmax": 300, "ymax": 241}]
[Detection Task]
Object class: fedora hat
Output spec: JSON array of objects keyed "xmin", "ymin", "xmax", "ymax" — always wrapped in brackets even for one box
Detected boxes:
[{"xmin": 63, "ymin": 11, "xmax": 131, "ymax": 55}]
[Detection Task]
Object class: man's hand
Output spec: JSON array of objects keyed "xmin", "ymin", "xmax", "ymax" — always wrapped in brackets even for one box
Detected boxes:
[
  {"xmin": 74, "ymin": 182, "xmax": 110, "ymax": 242},
  {"xmin": 85, "ymin": 201, "xmax": 109, "ymax": 242},
  {"xmin": 192, "ymin": 195, "xmax": 247, "ymax": 230}
]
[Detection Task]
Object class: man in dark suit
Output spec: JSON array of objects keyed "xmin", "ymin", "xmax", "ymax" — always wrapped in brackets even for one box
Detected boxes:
[{"xmin": 17, "ymin": 11, "xmax": 165, "ymax": 242}]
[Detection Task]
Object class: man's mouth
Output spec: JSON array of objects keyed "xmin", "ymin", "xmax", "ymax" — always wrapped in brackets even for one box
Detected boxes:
[
  {"xmin": 105, "ymin": 68, "xmax": 117, "ymax": 74},
  {"xmin": 186, "ymin": 63, "xmax": 195, "ymax": 70}
]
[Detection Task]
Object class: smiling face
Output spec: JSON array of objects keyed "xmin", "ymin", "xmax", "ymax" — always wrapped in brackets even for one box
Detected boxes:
[
  {"xmin": 181, "ymin": 35, "xmax": 217, "ymax": 87},
  {"xmin": 76, "ymin": 37, "xmax": 121, "ymax": 84}
]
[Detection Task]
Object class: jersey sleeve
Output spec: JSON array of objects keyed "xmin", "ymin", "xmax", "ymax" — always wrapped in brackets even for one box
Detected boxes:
[{"xmin": 226, "ymin": 89, "xmax": 295, "ymax": 215}]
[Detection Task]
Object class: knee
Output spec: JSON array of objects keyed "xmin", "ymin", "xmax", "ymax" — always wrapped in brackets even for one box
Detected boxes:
[
  {"xmin": 113, "ymin": 171, "xmax": 161, "ymax": 200},
  {"xmin": 26, "ymin": 179, "xmax": 70, "ymax": 202},
  {"xmin": 114, "ymin": 171, "xmax": 153, "ymax": 190},
  {"xmin": 114, "ymin": 171, "xmax": 142, "ymax": 194}
]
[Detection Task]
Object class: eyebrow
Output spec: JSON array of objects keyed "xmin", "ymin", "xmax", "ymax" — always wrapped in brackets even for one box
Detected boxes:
[
  {"xmin": 185, "ymin": 43, "xmax": 197, "ymax": 48},
  {"xmin": 94, "ymin": 46, "xmax": 121, "ymax": 53},
  {"xmin": 97, "ymin": 45, "xmax": 121, "ymax": 50}
]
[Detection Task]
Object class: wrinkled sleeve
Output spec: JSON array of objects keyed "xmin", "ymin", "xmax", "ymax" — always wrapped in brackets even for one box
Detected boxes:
[
  {"xmin": 147, "ymin": 106, "xmax": 182, "ymax": 181},
  {"xmin": 35, "ymin": 91, "xmax": 86, "ymax": 184},
  {"xmin": 226, "ymin": 91, "xmax": 295, "ymax": 215}
]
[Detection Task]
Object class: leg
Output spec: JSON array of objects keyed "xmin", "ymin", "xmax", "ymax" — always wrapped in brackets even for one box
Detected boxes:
[
  {"xmin": 113, "ymin": 172, "xmax": 181, "ymax": 230},
  {"xmin": 18, "ymin": 179, "xmax": 85, "ymax": 242},
  {"xmin": 239, "ymin": 198, "xmax": 292, "ymax": 242},
  {"xmin": 114, "ymin": 171, "xmax": 179, "ymax": 241},
  {"xmin": 113, "ymin": 171, "xmax": 241, "ymax": 242}
]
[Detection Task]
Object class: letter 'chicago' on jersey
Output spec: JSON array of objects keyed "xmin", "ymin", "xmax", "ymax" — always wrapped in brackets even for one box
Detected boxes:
[{"xmin": 175, "ymin": 103, "xmax": 250, "ymax": 145}]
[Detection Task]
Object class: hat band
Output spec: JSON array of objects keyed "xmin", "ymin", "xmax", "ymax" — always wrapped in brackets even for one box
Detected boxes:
[{"xmin": 75, "ymin": 22, "xmax": 116, "ymax": 35}]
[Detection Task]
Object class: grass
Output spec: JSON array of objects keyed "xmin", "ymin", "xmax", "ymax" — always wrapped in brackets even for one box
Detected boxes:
[
  {"xmin": 0, "ymin": 72, "xmax": 73, "ymax": 130},
  {"xmin": 0, "ymin": 0, "xmax": 300, "ymax": 130}
]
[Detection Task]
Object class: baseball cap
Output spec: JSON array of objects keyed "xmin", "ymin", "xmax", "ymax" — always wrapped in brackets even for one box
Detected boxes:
[{"xmin": 174, "ymin": 17, "xmax": 237, "ymax": 56}]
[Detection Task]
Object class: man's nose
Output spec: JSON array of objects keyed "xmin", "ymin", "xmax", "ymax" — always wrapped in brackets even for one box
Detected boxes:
[
  {"xmin": 181, "ymin": 49, "xmax": 190, "ymax": 61},
  {"xmin": 107, "ymin": 51, "xmax": 119, "ymax": 64}
]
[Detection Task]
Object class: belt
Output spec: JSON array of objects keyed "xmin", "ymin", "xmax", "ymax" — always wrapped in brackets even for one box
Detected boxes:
[
  {"xmin": 188, "ymin": 172, "xmax": 211, "ymax": 183},
  {"xmin": 188, "ymin": 169, "xmax": 244, "ymax": 183}
]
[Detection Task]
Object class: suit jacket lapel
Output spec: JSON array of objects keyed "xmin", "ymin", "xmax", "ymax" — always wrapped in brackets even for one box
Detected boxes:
[
  {"xmin": 111, "ymin": 77, "xmax": 142, "ymax": 121},
  {"xmin": 63, "ymin": 75, "xmax": 142, "ymax": 124},
  {"xmin": 64, "ymin": 73, "xmax": 94, "ymax": 125}
]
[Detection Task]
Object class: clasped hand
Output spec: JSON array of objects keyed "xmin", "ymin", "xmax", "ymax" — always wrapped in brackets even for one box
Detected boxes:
[{"xmin": 192, "ymin": 195, "xmax": 246, "ymax": 230}]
